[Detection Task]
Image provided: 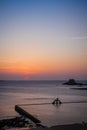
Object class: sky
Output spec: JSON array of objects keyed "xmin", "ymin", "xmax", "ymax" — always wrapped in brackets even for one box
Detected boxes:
[{"xmin": 0, "ymin": 0, "xmax": 87, "ymax": 80}]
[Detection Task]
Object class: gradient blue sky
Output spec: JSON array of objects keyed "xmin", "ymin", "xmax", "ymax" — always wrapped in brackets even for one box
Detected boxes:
[{"xmin": 0, "ymin": 0, "xmax": 87, "ymax": 80}]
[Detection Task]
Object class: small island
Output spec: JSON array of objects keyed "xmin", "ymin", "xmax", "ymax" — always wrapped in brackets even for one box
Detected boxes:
[{"xmin": 63, "ymin": 79, "xmax": 87, "ymax": 86}]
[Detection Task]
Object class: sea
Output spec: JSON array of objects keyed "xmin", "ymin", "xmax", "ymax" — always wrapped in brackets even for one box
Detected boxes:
[{"xmin": 0, "ymin": 80, "xmax": 87, "ymax": 127}]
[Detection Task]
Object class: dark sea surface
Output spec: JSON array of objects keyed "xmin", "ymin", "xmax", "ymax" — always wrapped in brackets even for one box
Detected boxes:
[{"xmin": 0, "ymin": 80, "xmax": 87, "ymax": 127}]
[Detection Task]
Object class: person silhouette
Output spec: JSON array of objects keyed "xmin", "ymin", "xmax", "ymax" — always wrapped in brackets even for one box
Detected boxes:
[{"xmin": 52, "ymin": 98, "xmax": 62, "ymax": 105}]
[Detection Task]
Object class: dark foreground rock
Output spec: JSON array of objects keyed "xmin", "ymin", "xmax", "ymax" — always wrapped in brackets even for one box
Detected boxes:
[{"xmin": 0, "ymin": 116, "xmax": 34, "ymax": 129}]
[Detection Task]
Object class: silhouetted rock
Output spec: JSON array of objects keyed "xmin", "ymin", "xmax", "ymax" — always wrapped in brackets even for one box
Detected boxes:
[
  {"xmin": 63, "ymin": 79, "xmax": 87, "ymax": 86},
  {"xmin": 63, "ymin": 79, "xmax": 77, "ymax": 85},
  {"xmin": 0, "ymin": 116, "xmax": 31, "ymax": 128}
]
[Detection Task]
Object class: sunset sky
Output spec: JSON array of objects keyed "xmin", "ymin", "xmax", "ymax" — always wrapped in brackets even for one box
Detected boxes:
[{"xmin": 0, "ymin": 0, "xmax": 87, "ymax": 80}]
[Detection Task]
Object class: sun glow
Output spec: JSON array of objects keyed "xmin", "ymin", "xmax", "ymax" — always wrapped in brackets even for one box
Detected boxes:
[
  {"xmin": 0, "ymin": 57, "xmax": 87, "ymax": 76},
  {"xmin": 25, "ymin": 75, "xmax": 29, "ymax": 80}
]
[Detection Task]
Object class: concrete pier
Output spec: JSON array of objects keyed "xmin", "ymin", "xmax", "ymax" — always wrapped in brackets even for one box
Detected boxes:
[{"xmin": 15, "ymin": 105, "xmax": 41, "ymax": 124}]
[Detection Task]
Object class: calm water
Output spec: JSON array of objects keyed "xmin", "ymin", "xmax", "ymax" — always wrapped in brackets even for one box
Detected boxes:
[{"xmin": 0, "ymin": 80, "xmax": 87, "ymax": 126}]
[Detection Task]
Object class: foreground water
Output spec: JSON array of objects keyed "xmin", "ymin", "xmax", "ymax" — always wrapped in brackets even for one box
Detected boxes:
[{"xmin": 0, "ymin": 80, "xmax": 87, "ymax": 127}]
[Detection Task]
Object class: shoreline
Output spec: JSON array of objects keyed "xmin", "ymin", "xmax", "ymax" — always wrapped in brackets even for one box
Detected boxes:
[
  {"xmin": 0, "ymin": 121, "xmax": 87, "ymax": 130},
  {"xmin": 1, "ymin": 102, "xmax": 87, "ymax": 129},
  {"xmin": 31, "ymin": 122, "xmax": 87, "ymax": 130}
]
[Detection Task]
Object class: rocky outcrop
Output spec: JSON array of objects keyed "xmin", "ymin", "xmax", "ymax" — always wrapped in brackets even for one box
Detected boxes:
[{"xmin": 63, "ymin": 79, "xmax": 87, "ymax": 86}]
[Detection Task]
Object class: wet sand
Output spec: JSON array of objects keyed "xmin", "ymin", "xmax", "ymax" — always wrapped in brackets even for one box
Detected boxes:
[{"xmin": 31, "ymin": 123, "xmax": 87, "ymax": 130}]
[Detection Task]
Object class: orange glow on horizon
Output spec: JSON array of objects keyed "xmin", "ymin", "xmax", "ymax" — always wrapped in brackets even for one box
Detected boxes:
[{"xmin": 0, "ymin": 58, "xmax": 87, "ymax": 76}]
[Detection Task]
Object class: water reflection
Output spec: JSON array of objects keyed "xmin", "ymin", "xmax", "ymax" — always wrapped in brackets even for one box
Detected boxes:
[{"xmin": 22, "ymin": 103, "xmax": 87, "ymax": 127}]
